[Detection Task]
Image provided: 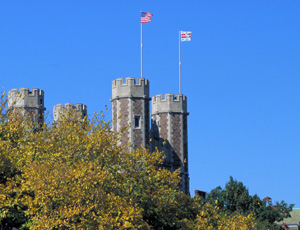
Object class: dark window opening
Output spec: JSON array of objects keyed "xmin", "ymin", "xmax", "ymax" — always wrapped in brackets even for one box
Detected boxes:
[{"xmin": 134, "ymin": 116, "xmax": 140, "ymax": 128}]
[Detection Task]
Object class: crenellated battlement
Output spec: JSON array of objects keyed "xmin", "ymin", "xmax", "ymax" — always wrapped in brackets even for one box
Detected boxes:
[
  {"xmin": 53, "ymin": 103, "xmax": 87, "ymax": 122},
  {"xmin": 112, "ymin": 77, "xmax": 149, "ymax": 88},
  {"xmin": 9, "ymin": 88, "xmax": 44, "ymax": 97},
  {"xmin": 8, "ymin": 88, "xmax": 45, "ymax": 109},
  {"xmin": 152, "ymin": 94, "xmax": 188, "ymax": 114},
  {"xmin": 112, "ymin": 77, "xmax": 149, "ymax": 99}
]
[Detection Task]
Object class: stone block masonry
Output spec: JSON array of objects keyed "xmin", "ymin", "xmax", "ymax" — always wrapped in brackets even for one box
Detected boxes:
[
  {"xmin": 111, "ymin": 78, "xmax": 190, "ymax": 195},
  {"xmin": 150, "ymin": 93, "xmax": 189, "ymax": 195},
  {"xmin": 53, "ymin": 103, "xmax": 87, "ymax": 123},
  {"xmin": 8, "ymin": 88, "xmax": 46, "ymax": 126},
  {"xmin": 111, "ymin": 77, "xmax": 150, "ymax": 151}
]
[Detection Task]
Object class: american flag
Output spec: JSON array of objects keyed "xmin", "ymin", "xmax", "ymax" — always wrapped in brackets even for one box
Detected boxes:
[
  {"xmin": 181, "ymin": 31, "xmax": 192, "ymax": 41},
  {"xmin": 141, "ymin": 12, "xmax": 153, "ymax": 23}
]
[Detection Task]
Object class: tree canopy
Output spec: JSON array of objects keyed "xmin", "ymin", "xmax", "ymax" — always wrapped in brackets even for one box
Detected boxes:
[
  {"xmin": 0, "ymin": 91, "xmax": 292, "ymax": 229},
  {"xmin": 205, "ymin": 176, "xmax": 294, "ymax": 229}
]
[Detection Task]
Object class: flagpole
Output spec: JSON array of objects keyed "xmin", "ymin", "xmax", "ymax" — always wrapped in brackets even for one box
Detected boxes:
[
  {"xmin": 141, "ymin": 9, "xmax": 143, "ymax": 79},
  {"xmin": 179, "ymin": 29, "xmax": 181, "ymax": 94}
]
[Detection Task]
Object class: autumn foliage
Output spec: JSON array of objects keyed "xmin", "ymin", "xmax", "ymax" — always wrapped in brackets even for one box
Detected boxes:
[{"xmin": 0, "ymin": 91, "xmax": 260, "ymax": 229}]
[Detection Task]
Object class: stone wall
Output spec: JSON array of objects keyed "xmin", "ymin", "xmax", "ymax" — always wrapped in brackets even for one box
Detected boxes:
[
  {"xmin": 8, "ymin": 88, "xmax": 45, "ymax": 126},
  {"xmin": 53, "ymin": 103, "xmax": 87, "ymax": 123},
  {"xmin": 151, "ymin": 93, "xmax": 189, "ymax": 194},
  {"xmin": 111, "ymin": 77, "xmax": 150, "ymax": 151}
]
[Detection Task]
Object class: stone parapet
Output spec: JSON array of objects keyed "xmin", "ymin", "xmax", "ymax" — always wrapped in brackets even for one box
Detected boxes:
[
  {"xmin": 53, "ymin": 103, "xmax": 87, "ymax": 122},
  {"xmin": 112, "ymin": 77, "xmax": 150, "ymax": 100},
  {"xmin": 8, "ymin": 88, "xmax": 44, "ymax": 109},
  {"xmin": 152, "ymin": 94, "xmax": 187, "ymax": 114}
]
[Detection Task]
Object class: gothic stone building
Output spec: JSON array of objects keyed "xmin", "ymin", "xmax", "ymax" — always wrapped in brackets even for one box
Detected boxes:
[
  {"xmin": 8, "ymin": 77, "xmax": 190, "ymax": 194},
  {"xmin": 111, "ymin": 77, "xmax": 189, "ymax": 194}
]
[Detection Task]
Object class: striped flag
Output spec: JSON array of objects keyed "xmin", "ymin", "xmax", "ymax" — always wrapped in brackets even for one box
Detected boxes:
[
  {"xmin": 141, "ymin": 12, "xmax": 153, "ymax": 23},
  {"xmin": 181, "ymin": 31, "xmax": 192, "ymax": 41}
]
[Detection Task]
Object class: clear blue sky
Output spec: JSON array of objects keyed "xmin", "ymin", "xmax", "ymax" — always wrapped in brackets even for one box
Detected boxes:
[{"xmin": 1, "ymin": 1, "xmax": 299, "ymax": 207}]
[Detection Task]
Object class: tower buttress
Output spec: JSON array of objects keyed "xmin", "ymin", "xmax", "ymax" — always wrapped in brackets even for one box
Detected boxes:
[
  {"xmin": 111, "ymin": 77, "xmax": 150, "ymax": 150},
  {"xmin": 151, "ymin": 94, "xmax": 189, "ymax": 194}
]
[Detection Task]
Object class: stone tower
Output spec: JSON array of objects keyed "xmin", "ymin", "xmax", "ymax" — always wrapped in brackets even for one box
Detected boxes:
[
  {"xmin": 150, "ymin": 94, "xmax": 189, "ymax": 194},
  {"xmin": 111, "ymin": 77, "xmax": 150, "ymax": 150},
  {"xmin": 8, "ymin": 88, "xmax": 45, "ymax": 126},
  {"xmin": 53, "ymin": 103, "xmax": 87, "ymax": 123}
]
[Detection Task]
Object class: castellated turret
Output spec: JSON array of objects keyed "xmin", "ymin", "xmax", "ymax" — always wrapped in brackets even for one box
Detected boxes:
[
  {"xmin": 150, "ymin": 94, "xmax": 189, "ymax": 195},
  {"xmin": 111, "ymin": 77, "xmax": 150, "ymax": 150},
  {"xmin": 8, "ymin": 88, "xmax": 45, "ymax": 126},
  {"xmin": 53, "ymin": 103, "xmax": 87, "ymax": 123}
]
